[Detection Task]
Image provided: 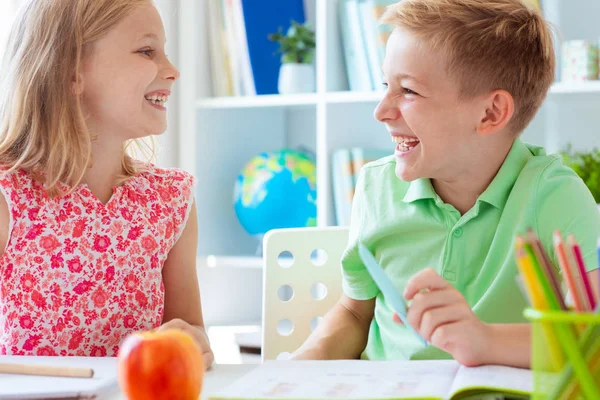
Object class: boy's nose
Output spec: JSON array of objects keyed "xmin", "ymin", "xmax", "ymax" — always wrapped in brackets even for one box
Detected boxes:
[{"xmin": 374, "ymin": 96, "xmax": 400, "ymax": 122}]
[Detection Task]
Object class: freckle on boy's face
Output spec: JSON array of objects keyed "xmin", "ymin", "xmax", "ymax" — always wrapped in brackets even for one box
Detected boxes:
[{"xmin": 374, "ymin": 28, "xmax": 486, "ymax": 183}]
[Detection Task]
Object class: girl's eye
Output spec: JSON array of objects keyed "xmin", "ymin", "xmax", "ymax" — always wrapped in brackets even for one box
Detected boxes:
[
  {"xmin": 402, "ymin": 87, "xmax": 417, "ymax": 95},
  {"xmin": 138, "ymin": 49, "xmax": 155, "ymax": 58}
]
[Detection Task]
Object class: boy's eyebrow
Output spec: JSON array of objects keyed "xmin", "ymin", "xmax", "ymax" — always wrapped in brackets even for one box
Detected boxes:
[{"xmin": 394, "ymin": 73, "xmax": 425, "ymax": 86}]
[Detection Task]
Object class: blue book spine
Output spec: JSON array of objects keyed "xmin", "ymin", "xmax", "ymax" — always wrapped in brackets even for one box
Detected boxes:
[{"xmin": 240, "ymin": 0, "xmax": 306, "ymax": 95}]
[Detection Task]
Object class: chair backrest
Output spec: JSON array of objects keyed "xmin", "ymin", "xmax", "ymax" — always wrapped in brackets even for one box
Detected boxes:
[{"xmin": 261, "ymin": 227, "xmax": 350, "ymax": 361}]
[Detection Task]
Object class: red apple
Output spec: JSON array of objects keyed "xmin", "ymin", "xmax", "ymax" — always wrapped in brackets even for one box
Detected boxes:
[{"xmin": 118, "ymin": 329, "xmax": 205, "ymax": 400}]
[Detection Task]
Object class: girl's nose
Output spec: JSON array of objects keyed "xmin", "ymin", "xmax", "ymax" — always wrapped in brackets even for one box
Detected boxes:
[{"xmin": 162, "ymin": 59, "xmax": 180, "ymax": 81}]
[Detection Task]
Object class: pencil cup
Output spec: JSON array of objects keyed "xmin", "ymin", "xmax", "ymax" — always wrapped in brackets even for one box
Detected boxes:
[{"xmin": 525, "ymin": 308, "xmax": 600, "ymax": 400}]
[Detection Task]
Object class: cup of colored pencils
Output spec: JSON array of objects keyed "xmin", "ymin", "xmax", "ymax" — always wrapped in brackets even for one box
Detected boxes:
[{"xmin": 516, "ymin": 229, "xmax": 600, "ymax": 400}]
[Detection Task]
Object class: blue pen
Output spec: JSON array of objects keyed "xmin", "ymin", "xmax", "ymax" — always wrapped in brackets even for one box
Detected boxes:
[{"xmin": 358, "ymin": 243, "xmax": 427, "ymax": 347}]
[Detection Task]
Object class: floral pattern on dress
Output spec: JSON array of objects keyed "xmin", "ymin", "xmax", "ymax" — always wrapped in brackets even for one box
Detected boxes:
[{"xmin": 0, "ymin": 165, "xmax": 195, "ymax": 356}]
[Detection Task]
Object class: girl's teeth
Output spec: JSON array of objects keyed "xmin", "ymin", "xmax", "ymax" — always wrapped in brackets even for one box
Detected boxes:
[{"xmin": 145, "ymin": 95, "xmax": 168, "ymax": 105}]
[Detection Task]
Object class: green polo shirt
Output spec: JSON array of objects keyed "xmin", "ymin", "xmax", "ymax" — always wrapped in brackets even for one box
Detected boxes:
[{"xmin": 342, "ymin": 139, "xmax": 600, "ymax": 361}]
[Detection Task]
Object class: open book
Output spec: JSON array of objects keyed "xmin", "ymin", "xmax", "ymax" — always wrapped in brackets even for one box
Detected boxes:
[
  {"xmin": 210, "ymin": 360, "xmax": 531, "ymax": 400},
  {"xmin": 0, "ymin": 356, "xmax": 119, "ymax": 399}
]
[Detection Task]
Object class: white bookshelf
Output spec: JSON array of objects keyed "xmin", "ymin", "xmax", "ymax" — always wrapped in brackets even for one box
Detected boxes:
[{"xmin": 174, "ymin": 0, "xmax": 600, "ymax": 325}]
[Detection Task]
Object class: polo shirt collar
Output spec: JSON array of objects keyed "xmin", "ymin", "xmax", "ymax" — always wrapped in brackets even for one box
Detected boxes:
[
  {"xmin": 477, "ymin": 139, "xmax": 536, "ymax": 210},
  {"xmin": 402, "ymin": 177, "xmax": 437, "ymax": 203},
  {"xmin": 401, "ymin": 139, "xmax": 538, "ymax": 209}
]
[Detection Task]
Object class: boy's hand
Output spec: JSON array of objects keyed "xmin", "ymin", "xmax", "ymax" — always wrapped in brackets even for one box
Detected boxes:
[
  {"xmin": 158, "ymin": 318, "xmax": 215, "ymax": 369},
  {"xmin": 392, "ymin": 268, "xmax": 491, "ymax": 367}
]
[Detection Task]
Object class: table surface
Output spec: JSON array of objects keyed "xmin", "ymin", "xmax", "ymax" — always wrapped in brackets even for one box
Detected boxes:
[{"xmin": 108, "ymin": 364, "xmax": 257, "ymax": 400}]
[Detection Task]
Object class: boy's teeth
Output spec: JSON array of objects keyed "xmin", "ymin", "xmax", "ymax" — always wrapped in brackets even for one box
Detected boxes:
[{"xmin": 392, "ymin": 136, "xmax": 420, "ymax": 144}]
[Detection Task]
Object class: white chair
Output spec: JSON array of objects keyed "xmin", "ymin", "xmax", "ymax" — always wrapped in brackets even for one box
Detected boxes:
[{"xmin": 261, "ymin": 227, "xmax": 350, "ymax": 361}]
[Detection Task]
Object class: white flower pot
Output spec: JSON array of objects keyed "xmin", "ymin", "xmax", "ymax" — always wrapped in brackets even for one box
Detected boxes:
[{"xmin": 278, "ymin": 63, "xmax": 315, "ymax": 94}]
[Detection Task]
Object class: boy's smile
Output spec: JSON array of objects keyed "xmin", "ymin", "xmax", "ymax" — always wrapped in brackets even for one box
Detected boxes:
[{"xmin": 392, "ymin": 134, "xmax": 420, "ymax": 156}]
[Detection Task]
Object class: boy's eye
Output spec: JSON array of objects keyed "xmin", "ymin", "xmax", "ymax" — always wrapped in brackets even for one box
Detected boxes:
[{"xmin": 402, "ymin": 87, "xmax": 417, "ymax": 96}]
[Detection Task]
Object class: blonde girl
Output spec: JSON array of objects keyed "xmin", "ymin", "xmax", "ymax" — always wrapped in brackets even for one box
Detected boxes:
[{"xmin": 0, "ymin": 0, "xmax": 213, "ymax": 367}]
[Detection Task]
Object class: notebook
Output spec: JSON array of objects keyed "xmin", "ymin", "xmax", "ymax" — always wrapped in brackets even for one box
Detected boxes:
[
  {"xmin": 210, "ymin": 360, "xmax": 532, "ymax": 400},
  {"xmin": 0, "ymin": 356, "xmax": 119, "ymax": 399}
]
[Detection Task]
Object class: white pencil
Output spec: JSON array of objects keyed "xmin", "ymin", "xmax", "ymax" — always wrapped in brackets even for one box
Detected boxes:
[{"xmin": 0, "ymin": 362, "xmax": 94, "ymax": 378}]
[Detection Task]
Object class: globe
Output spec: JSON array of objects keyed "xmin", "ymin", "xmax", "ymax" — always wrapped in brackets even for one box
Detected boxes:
[{"xmin": 234, "ymin": 149, "xmax": 317, "ymax": 237}]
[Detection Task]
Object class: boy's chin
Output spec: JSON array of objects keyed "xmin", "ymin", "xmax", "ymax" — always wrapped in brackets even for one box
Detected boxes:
[{"xmin": 395, "ymin": 165, "xmax": 421, "ymax": 182}]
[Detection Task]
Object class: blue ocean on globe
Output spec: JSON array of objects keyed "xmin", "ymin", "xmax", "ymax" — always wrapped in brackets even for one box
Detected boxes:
[{"xmin": 234, "ymin": 149, "xmax": 317, "ymax": 236}]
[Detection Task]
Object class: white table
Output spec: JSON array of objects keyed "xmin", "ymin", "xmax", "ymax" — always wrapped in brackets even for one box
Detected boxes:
[{"xmin": 109, "ymin": 364, "xmax": 257, "ymax": 400}]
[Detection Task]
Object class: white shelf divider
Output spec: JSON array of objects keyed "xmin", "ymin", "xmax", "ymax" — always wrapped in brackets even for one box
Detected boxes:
[
  {"xmin": 193, "ymin": 81, "xmax": 600, "ymax": 111},
  {"xmin": 549, "ymin": 81, "xmax": 600, "ymax": 94},
  {"xmin": 197, "ymin": 93, "xmax": 319, "ymax": 109}
]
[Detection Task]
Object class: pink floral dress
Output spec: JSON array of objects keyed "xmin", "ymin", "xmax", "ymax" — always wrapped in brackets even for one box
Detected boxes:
[{"xmin": 0, "ymin": 165, "xmax": 195, "ymax": 356}]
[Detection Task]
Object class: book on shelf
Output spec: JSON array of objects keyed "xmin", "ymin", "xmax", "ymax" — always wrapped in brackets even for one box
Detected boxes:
[
  {"xmin": 207, "ymin": 0, "xmax": 233, "ymax": 97},
  {"xmin": 350, "ymin": 147, "xmax": 389, "ymax": 182},
  {"xmin": 339, "ymin": 0, "xmax": 373, "ymax": 91},
  {"xmin": 331, "ymin": 149, "xmax": 355, "ymax": 227},
  {"xmin": 207, "ymin": 0, "xmax": 306, "ymax": 97},
  {"xmin": 523, "ymin": 0, "xmax": 541, "ymax": 12},
  {"xmin": 331, "ymin": 148, "xmax": 389, "ymax": 226},
  {"xmin": 340, "ymin": 0, "xmax": 396, "ymax": 92},
  {"xmin": 210, "ymin": 360, "xmax": 531, "ymax": 400}
]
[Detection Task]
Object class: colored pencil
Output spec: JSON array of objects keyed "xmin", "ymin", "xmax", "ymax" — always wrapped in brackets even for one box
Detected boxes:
[
  {"xmin": 523, "ymin": 236, "xmax": 562, "ymax": 310},
  {"xmin": 554, "ymin": 231, "xmax": 587, "ymax": 311},
  {"xmin": 568, "ymin": 234, "xmax": 596, "ymax": 310},
  {"xmin": 527, "ymin": 229, "xmax": 566, "ymax": 310}
]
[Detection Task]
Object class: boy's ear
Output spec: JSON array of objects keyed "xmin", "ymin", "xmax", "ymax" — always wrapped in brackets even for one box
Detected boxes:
[{"xmin": 477, "ymin": 90, "xmax": 514, "ymax": 136}]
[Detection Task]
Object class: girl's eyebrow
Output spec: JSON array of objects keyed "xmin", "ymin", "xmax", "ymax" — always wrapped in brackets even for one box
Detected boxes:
[{"xmin": 138, "ymin": 33, "xmax": 166, "ymax": 44}]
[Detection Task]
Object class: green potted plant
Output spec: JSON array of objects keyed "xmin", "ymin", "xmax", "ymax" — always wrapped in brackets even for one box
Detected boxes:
[
  {"xmin": 560, "ymin": 146, "xmax": 600, "ymax": 208},
  {"xmin": 268, "ymin": 21, "xmax": 316, "ymax": 94}
]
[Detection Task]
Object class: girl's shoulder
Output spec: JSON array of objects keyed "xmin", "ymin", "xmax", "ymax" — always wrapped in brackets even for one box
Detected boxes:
[
  {"xmin": 135, "ymin": 164, "xmax": 195, "ymax": 187},
  {"xmin": 0, "ymin": 168, "xmax": 37, "ymax": 191},
  {"xmin": 131, "ymin": 164, "xmax": 196, "ymax": 201}
]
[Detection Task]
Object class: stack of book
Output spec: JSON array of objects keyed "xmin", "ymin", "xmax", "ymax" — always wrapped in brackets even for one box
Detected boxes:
[
  {"xmin": 339, "ymin": 0, "xmax": 396, "ymax": 92},
  {"xmin": 331, "ymin": 148, "xmax": 389, "ymax": 226}
]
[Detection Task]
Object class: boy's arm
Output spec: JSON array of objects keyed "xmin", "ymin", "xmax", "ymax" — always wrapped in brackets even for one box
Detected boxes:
[
  {"xmin": 485, "ymin": 324, "xmax": 531, "ymax": 368},
  {"xmin": 292, "ymin": 295, "xmax": 375, "ymax": 360}
]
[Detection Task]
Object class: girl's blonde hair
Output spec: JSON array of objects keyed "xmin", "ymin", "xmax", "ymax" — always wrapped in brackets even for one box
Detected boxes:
[
  {"xmin": 382, "ymin": 0, "xmax": 555, "ymax": 135},
  {"xmin": 0, "ymin": 0, "xmax": 155, "ymax": 197}
]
